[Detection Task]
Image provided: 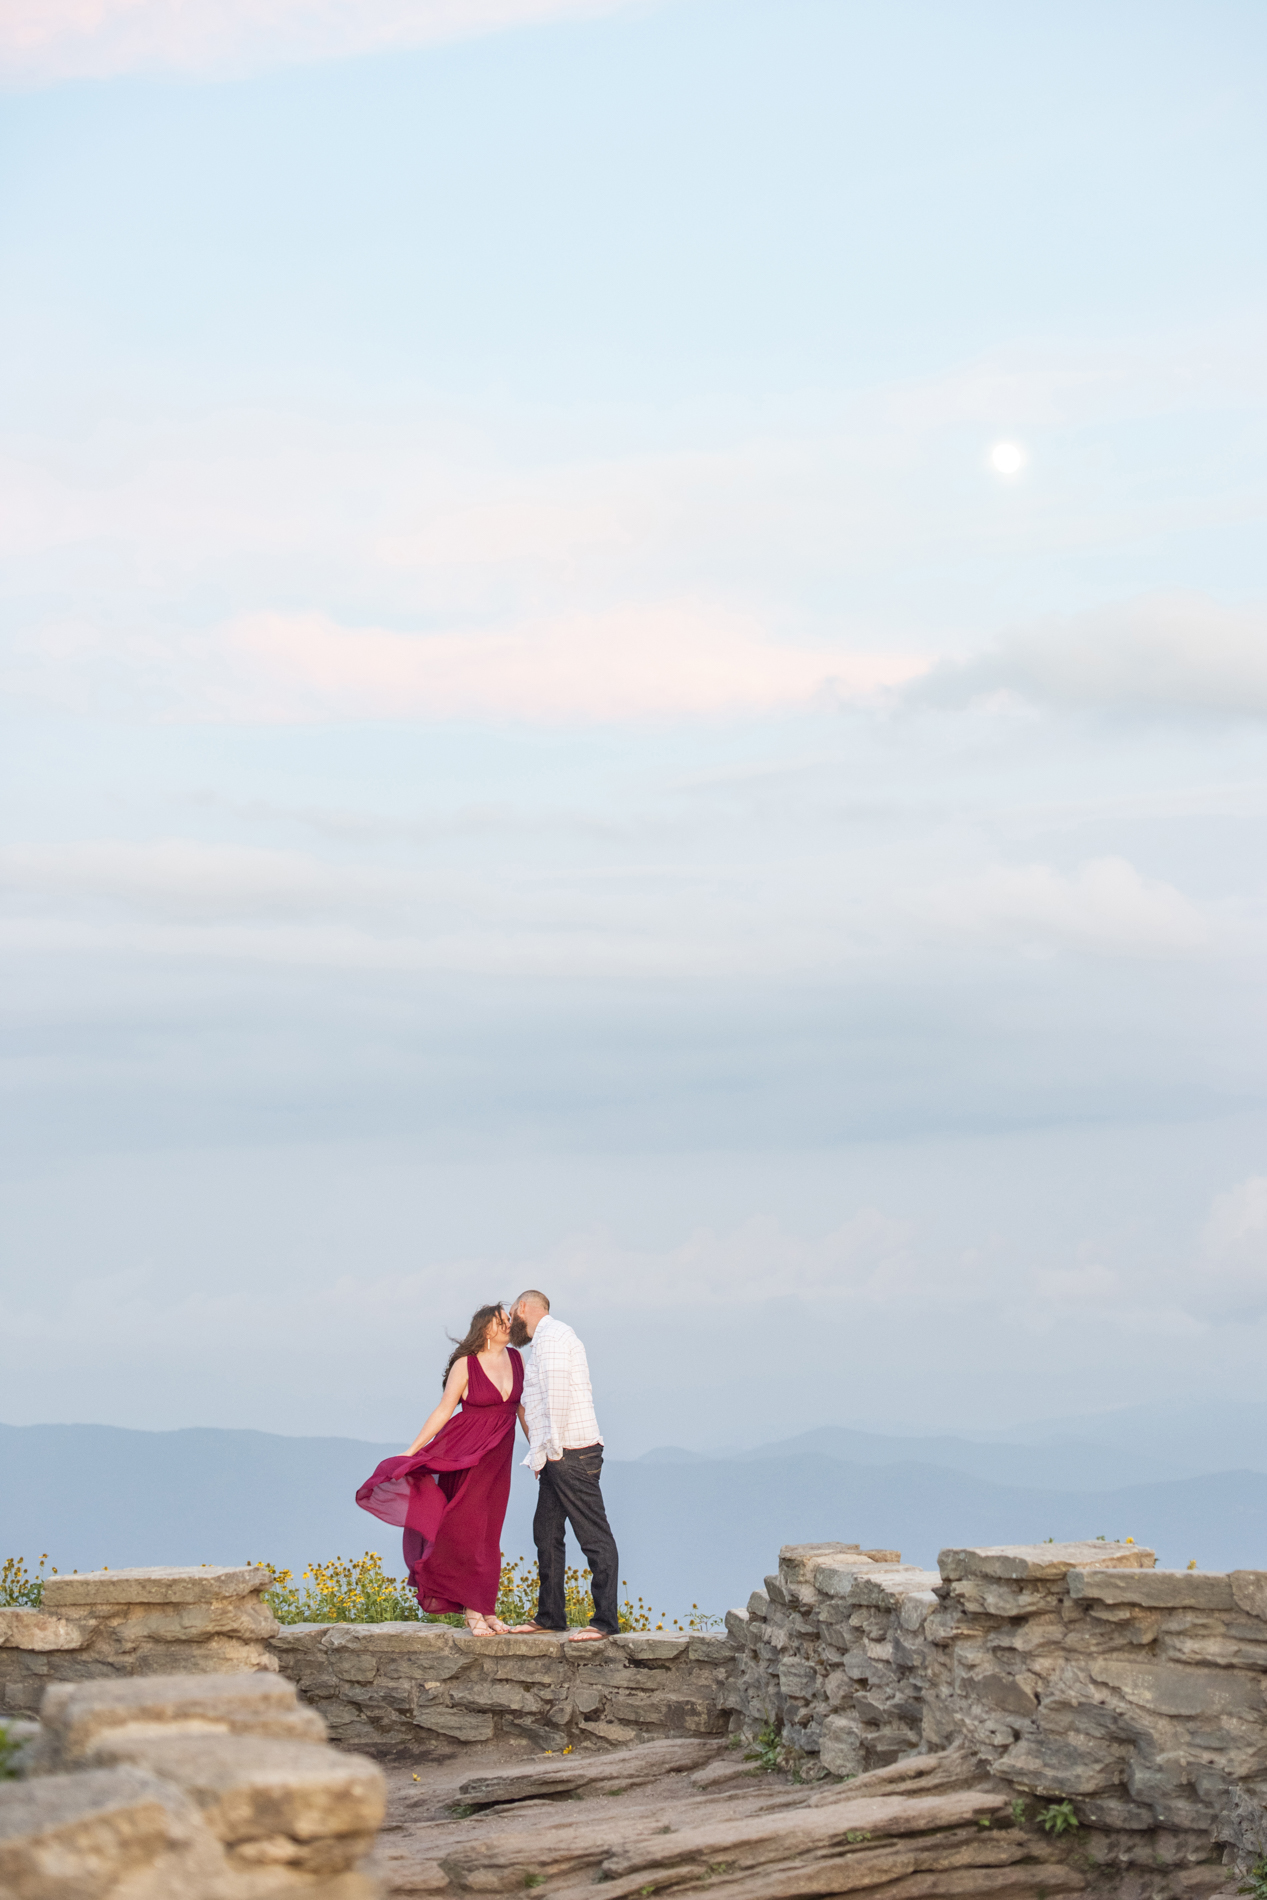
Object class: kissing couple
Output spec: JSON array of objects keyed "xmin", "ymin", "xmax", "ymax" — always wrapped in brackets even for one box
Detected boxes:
[{"xmin": 356, "ymin": 1291, "xmax": 620, "ymax": 1640}]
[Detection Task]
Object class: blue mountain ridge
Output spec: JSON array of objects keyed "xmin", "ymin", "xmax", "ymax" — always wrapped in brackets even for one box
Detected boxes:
[{"xmin": 4, "ymin": 1420, "xmax": 1266, "ymax": 1619}]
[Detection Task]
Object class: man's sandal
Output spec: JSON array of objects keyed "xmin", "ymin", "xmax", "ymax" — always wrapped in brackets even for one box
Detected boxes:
[{"xmin": 568, "ymin": 1626, "xmax": 609, "ymax": 1642}]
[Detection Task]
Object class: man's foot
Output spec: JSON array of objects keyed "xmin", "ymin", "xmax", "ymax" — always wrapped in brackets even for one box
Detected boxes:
[
  {"xmin": 463, "ymin": 1611, "xmax": 493, "ymax": 1636},
  {"xmin": 506, "ymin": 1621, "xmax": 564, "ymax": 1634},
  {"xmin": 568, "ymin": 1625, "xmax": 610, "ymax": 1642}
]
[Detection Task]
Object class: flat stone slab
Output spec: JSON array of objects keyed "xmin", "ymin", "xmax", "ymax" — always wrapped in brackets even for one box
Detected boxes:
[
  {"xmin": 1069, "ymin": 1568, "xmax": 1235, "ymax": 1609},
  {"xmin": 457, "ymin": 1735, "xmax": 727, "ymax": 1806},
  {"xmin": 938, "ymin": 1541, "xmax": 1156, "ymax": 1582},
  {"xmin": 43, "ymin": 1669, "xmax": 326, "ymax": 1762},
  {"xmin": 89, "ymin": 1730, "xmax": 386, "ymax": 1845},
  {"xmin": 42, "ymin": 1565, "xmax": 271, "ymax": 1607}
]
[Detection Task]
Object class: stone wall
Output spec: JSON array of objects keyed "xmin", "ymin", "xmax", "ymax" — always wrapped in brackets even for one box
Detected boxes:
[
  {"xmin": 0, "ymin": 1566, "xmax": 732, "ymax": 1757},
  {"xmin": 272, "ymin": 1622, "xmax": 733, "ymax": 1755},
  {"xmin": 726, "ymin": 1536, "xmax": 1267, "ymax": 1876},
  {"xmin": 0, "ymin": 1566, "xmax": 278, "ymax": 1718}
]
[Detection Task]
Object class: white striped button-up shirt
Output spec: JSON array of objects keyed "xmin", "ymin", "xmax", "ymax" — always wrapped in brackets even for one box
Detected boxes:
[{"xmin": 521, "ymin": 1315, "xmax": 603, "ymax": 1473}]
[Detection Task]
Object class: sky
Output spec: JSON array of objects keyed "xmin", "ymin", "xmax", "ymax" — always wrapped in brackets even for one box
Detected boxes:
[{"xmin": 2, "ymin": 0, "xmax": 1267, "ymax": 1455}]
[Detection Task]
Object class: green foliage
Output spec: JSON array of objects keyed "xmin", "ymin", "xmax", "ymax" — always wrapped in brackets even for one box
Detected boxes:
[
  {"xmin": 1037, "ymin": 1800, "xmax": 1080, "ymax": 1835},
  {"xmin": 1010, "ymin": 1796, "xmax": 1029, "ymax": 1825},
  {"xmin": 0, "ymin": 1722, "xmax": 24, "ymax": 1781},
  {"xmin": 744, "ymin": 1722, "xmax": 785, "ymax": 1773},
  {"xmin": 0, "ymin": 1555, "xmax": 51, "ymax": 1608},
  {"xmin": 844, "ymin": 1829, "xmax": 872, "ymax": 1844},
  {"xmin": 252, "ymin": 1551, "xmax": 690, "ymax": 1633},
  {"xmin": 1237, "ymin": 1855, "xmax": 1267, "ymax": 1899}
]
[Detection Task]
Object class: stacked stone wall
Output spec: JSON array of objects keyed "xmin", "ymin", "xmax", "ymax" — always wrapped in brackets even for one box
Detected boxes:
[
  {"xmin": 272, "ymin": 1622, "xmax": 732, "ymax": 1755},
  {"xmin": 726, "ymin": 1536, "xmax": 1267, "ymax": 1877}
]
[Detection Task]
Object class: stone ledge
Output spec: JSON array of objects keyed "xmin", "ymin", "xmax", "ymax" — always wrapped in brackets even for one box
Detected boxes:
[
  {"xmin": 938, "ymin": 1541, "xmax": 1157, "ymax": 1582},
  {"xmin": 0, "ymin": 1609, "xmax": 94, "ymax": 1652},
  {"xmin": 1069, "ymin": 1568, "xmax": 1238, "ymax": 1610},
  {"xmin": 42, "ymin": 1566, "xmax": 272, "ymax": 1607}
]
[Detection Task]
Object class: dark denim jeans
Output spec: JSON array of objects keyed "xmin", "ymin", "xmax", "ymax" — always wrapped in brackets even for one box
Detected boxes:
[{"xmin": 533, "ymin": 1443, "xmax": 620, "ymax": 1635}]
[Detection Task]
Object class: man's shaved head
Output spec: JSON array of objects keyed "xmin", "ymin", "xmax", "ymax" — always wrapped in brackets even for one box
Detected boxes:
[{"xmin": 509, "ymin": 1289, "xmax": 550, "ymax": 1345}]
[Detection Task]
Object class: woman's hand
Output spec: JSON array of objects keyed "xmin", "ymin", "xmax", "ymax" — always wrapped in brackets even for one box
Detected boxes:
[{"xmin": 405, "ymin": 1359, "xmax": 469, "ymax": 1455}]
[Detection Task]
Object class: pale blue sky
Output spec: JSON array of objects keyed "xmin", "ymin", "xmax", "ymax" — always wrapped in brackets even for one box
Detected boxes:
[{"xmin": 2, "ymin": 0, "xmax": 1267, "ymax": 1451}]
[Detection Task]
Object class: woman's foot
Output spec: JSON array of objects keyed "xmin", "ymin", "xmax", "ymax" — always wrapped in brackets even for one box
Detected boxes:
[
  {"xmin": 483, "ymin": 1615, "xmax": 514, "ymax": 1635},
  {"xmin": 463, "ymin": 1610, "xmax": 493, "ymax": 1636}
]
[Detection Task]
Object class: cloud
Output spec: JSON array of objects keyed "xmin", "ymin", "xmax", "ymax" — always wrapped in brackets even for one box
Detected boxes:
[
  {"xmin": 0, "ymin": 832, "xmax": 1214, "ymax": 981},
  {"xmin": 0, "ymin": 0, "xmax": 639, "ymax": 84},
  {"xmin": 6, "ymin": 605, "xmax": 924, "ymax": 726},
  {"xmin": 912, "ymin": 857, "xmax": 1210, "ymax": 959},
  {"xmin": 916, "ymin": 593, "xmax": 1267, "ymax": 720},
  {"xmin": 1192, "ymin": 1176, "xmax": 1267, "ymax": 1322}
]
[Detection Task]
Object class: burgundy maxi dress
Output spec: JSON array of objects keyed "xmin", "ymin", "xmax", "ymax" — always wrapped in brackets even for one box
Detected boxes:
[{"xmin": 355, "ymin": 1349, "xmax": 524, "ymax": 1616}]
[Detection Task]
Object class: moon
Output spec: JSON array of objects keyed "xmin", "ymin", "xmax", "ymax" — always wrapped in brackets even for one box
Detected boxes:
[{"xmin": 990, "ymin": 441, "xmax": 1026, "ymax": 476}]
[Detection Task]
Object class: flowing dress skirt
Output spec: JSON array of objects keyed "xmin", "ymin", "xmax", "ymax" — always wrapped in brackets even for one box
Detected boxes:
[{"xmin": 355, "ymin": 1349, "xmax": 524, "ymax": 1616}]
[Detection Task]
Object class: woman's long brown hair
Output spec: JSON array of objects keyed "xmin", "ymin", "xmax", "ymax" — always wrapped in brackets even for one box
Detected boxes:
[{"xmin": 443, "ymin": 1303, "xmax": 507, "ymax": 1387}]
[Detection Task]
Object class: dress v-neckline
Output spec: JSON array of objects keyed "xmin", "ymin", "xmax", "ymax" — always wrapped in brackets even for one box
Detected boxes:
[{"xmin": 474, "ymin": 1349, "xmax": 515, "ymax": 1404}]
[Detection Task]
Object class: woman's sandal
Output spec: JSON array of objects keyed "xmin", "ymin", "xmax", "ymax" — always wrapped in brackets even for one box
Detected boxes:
[
  {"xmin": 463, "ymin": 1611, "xmax": 493, "ymax": 1636},
  {"xmin": 484, "ymin": 1616, "xmax": 514, "ymax": 1635}
]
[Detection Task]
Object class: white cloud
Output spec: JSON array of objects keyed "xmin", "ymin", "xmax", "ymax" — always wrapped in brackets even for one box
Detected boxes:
[
  {"xmin": 0, "ymin": 0, "xmax": 640, "ymax": 84},
  {"xmin": 912, "ymin": 857, "xmax": 1210, "ymax": 959},
  {"xmin": 1192, "ymin": 1176, "xmax": 1267, "ymax": 1322},
  {"xmin": 918, "ymin": 593, "xmax": 1267, "ymax": 720},
  {"xmin": 5, "ymin": 604, "xmax": 923, "ymax": 726},
  {"xmin": 0, "ymin": 832, "xmax": 1216, "ymax": 980}
]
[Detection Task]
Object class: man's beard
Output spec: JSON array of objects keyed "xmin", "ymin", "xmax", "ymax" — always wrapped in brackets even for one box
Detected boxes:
[{"xmin": 508, "ymin": 1318, "xmax": 531, "ymax": 1347}]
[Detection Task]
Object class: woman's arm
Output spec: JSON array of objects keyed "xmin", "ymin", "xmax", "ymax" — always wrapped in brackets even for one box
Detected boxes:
[
  {"xmin": 516, "ymin": 1402, "xmax": 529, "ymax": 1441},
  {"xmin": 406, "ymin": 1360, "xmax": 469, "ymax": 1455}
]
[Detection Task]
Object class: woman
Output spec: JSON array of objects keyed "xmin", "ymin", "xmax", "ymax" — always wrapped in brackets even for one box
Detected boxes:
[{"xmin": 355, "ymin": 1304, "xmax": 526, "ymax": 1635}]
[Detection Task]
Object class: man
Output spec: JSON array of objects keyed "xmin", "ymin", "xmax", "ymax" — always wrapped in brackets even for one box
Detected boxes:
[{"xmin": 508, "ymin": 1289, "xmax": 619, "ymax": 1641}]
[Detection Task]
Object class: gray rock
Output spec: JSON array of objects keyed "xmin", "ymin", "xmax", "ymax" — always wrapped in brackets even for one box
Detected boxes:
[
  {"xmin": 411, "ymin": 1705, "xmax": 494, "ymax": 1741},
  {"xmin": 777, "ymin": 1544, "xmax": 862, "ymax": 1587},
  {"xmin": 1231, "ymin": 1572, "xmax": 1267, "ymax": 1622},
  {"xmin": 1069, "ymin": 1568, "xmax": 1235, "ymax": 1610},
  {"xmin": 818, "ymin": 1714, "xmax": 865, "ymax": 1778},
  {"xmin": 1089, "ymin": 1657, "xmax": 1264, "ymax": 1717},
  {"xmin": 939, "ymin": 1542, "xmax": 1156, "ymax": 1582}
]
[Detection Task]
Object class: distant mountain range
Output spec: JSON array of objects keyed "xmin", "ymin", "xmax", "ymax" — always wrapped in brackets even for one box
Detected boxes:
[{"xmin": 5, "ymin": 1409, "xmax": 1267, "ymax": 1620}]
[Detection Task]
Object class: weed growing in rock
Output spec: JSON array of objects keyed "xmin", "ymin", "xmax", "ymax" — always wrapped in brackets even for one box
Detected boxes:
[
  {"xmin": 1038, "ymin": 1800, "xmax": 1080, "ymax": 1835},
  {"xmin": 744, "ymin": 1723, "xmax": 785, "ymax": 1773},
  {"xmin": 0, "ymin": 1722, "xmax": 23, "ymax": 1780},
  {"xmin": 1238, "ymin": 1857, "xmax": 1267, "ymax": 1899}
]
